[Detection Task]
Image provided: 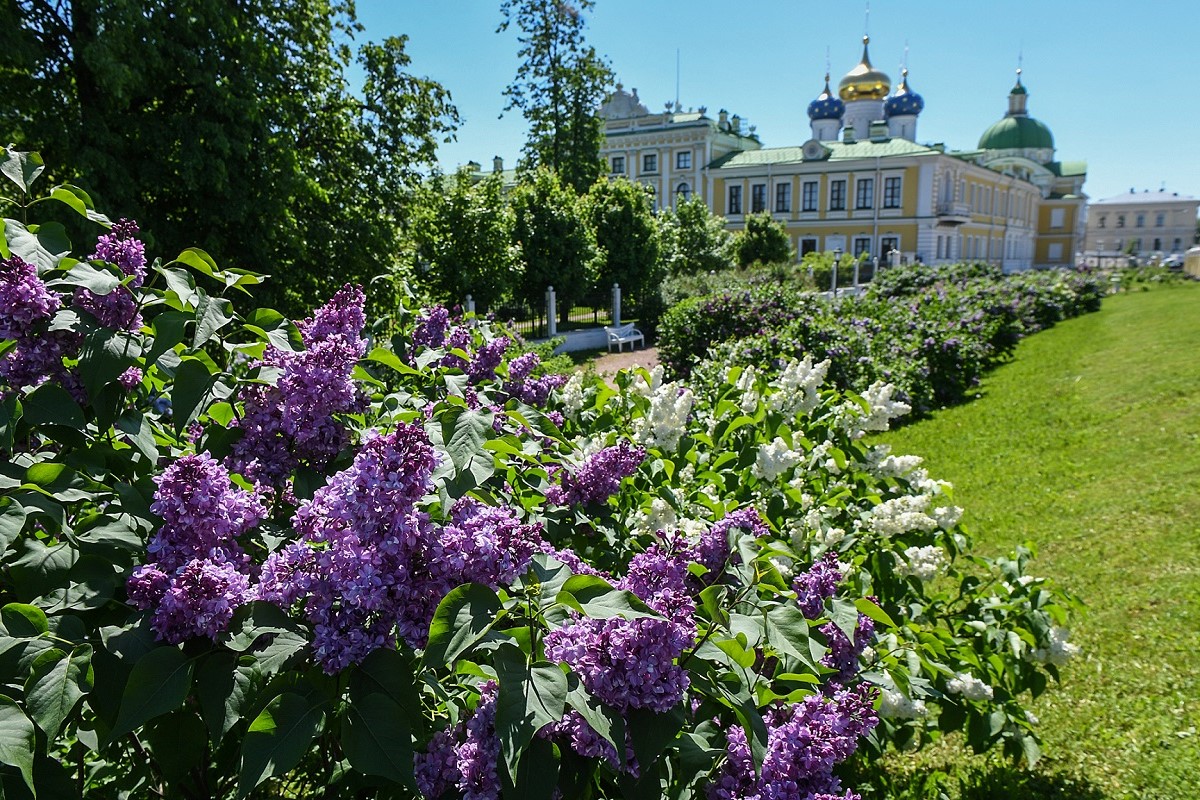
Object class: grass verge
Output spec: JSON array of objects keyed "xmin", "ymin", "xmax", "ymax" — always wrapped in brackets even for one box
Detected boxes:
[{"xmin": 870, "ymin": 283, "xmax": 1200, "ymax": 799}]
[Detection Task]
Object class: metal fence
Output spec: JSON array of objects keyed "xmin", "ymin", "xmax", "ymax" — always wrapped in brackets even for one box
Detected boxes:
[{"xmin": 485, "ymin": 300, "xmax": 547, "ymax": 339}]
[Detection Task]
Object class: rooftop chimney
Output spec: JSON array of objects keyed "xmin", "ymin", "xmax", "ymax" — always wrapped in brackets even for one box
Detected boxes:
[{"xmin": 493, "ymin": 156, "xmax": 503, "ymax": 173}]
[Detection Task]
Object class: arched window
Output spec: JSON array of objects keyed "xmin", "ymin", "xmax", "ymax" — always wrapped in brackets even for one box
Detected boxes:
[
  {"xmin": 676, "ymin": 182, "xmax": 692, "ymax": 201},
  {"xmin": 644, "ymin": 183, "xmax": 657, "ymax": 212}
]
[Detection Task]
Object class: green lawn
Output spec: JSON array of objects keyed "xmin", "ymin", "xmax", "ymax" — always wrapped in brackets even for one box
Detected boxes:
[{"xmin": 872, "ymin": 283, "xmax": 1200, "ymax": 799}]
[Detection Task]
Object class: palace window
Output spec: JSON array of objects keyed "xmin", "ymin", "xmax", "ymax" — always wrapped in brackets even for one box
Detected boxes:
[
  {"xmin": 880, "ymin": 237, "xmax": 899, "ymax": 261},
  {"xmin": 676, "ymin": 151, "xmax": 692, "ymax": 170},
  {"xmin": 1098, "ymin": 216, "xmax": 1106, "ymax": 228},
  {"xmin": 802, "ymin": 181, "xmax": 818, "ymax": 212},
  {"xmin": 751, "ymin": 183, "xmax": 767, "ymax": 213},
  {"xmin": 1050, "ymin": 208, "xmax": 1065, "ymax": 229},
  {"xmin": 775, "ymin": 183, "xmax": 791, "ymax": 213},
  {"xmin": 800, "ymin": 238, "xmax": 817, "ymax": 256},
  {"xmin": 642, "ymin": 153, "xmax": 658, "ymax": 173},
  {"xmin": 855, "ymin": 178, "xmax": 874, "ymax": 210},
  {"xmin": 728, "ymin": 185, "xmax": 742, "ymax": 215},
  {"xmin": 1136, "ymin": 213, "xmax": 1145, "ymax": 228},
  {"xmin": 883, "ymin": 176, "xmax": 901, "ymax": 209},
  {"xmin": 611, "ymin": 156, "xmax": 625, "ymax": 175},
  {"xmin": 829, "ymin": 180, "xmax": 846, "ymax": 211},
  {"xmin": 1154, "ymin": 238, "xmax": 1162, "ymax": 251},
  {"xmin": 1156, "ymin": 212, "xmax": 1166, "ymax": 227},
  {"xmin": 853, "ymin": 237, "xmax": 871, "ymax": 257},
  {"xmin": 1048, "ymin": 243, "xmax": 1064, "ymax": 260},
  {"xmin": 676, "ymin": 182, "xmax": 691, "ymax": 201},
  {"xmin": 1116, "ymin": 214, "xmax": 1125, "ymax": 228}
]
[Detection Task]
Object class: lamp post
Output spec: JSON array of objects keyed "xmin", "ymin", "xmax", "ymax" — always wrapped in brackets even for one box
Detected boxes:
[
  {"xmin": 1097, "ymin": 239, "xmax": 1105, "ymax": 268},
  {"xmin": 889, "ymin": 247, "xmax": 900, "ymax": 270},
  {"xmin": 831, "ymin": 247, "xmax": 842, "ymax": 295}
]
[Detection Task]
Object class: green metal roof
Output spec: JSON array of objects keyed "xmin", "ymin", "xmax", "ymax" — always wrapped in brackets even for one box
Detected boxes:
[
  {"xmin": 978, "ymin": 115, "xmax": 1054, "ymax": 151},
  {"xmin": 1046, "ymin": 160, "xmax": 1086, "ymax": 177},
  {"xmin": 709, "ymin": 138, "xmax": 937, "ymax": 169}
]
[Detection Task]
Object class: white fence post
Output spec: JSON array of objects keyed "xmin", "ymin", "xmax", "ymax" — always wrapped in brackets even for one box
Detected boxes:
[
  {"xmin": 611, "ymin": 283, "xmax": 621, "ymax": 327},
  {"xmin": 546, "ymin": 286, "xmax": 557, "ymax": 337},
  {"xmin": 465, "ymin": 294, "xmax": 475, "ymax": 314}
]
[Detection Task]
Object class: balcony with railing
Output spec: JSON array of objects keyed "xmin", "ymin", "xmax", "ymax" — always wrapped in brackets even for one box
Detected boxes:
[{"xmin": 936, "ymin": 202, "xmax": 972, "ymax": 225}]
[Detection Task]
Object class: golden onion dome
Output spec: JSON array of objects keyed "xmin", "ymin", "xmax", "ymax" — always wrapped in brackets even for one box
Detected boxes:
[{"xmin": 838, "ymin": 35, "xmax": 891, "ymax": 101}]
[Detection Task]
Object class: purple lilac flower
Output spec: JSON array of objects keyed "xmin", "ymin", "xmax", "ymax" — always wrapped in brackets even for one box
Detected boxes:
[
  {"xmin": 415, "ymin": 725, "xmax": 461, "ymax": 799},
  {"xmin": 228, "ymin": 286, "xmax": 367, "ymax": 484},
  {"xmin": 1, "ymin": 329, "xmax": 81, "ymax": 395},
  {"xmin": 820, "ymin": 613, "xmax": 875, "ymax": 684},
  {"xmin": 256, "ymin": 542, "xmax": 316, "ymax": 608},
  {"xmin": 435, "ymin": 498, "xmax": 542, "ymax": 588},
  {"xmin": 622, "ymin": 535, "xmax": 696, "ymax": 625},
  {"xmin": 793, "ymin": 552, "xmax": 844, "ymax": 620},
  {"xmin": 546, "ymin": 441, "xmax": 646, "ymax": 506},
  {"xmin": 696, "ymin": 508, "xmax": 768, "ymax": 578},
  {"xmin": 468, "ymin": 336, "xmax": 510, "ymax": 383},
  {"xmin": 544, "ymin": 711, "xmax": 639, "ymax": 776},
  {"xmin": 544, "ymin": 615, "xmax": 691, "ymax": 714},
  {"xmin": 0, "ymin": 255, "xmax": 60, "ymax": 339},
  {"xmin": 508, "ymin": 352, "xmax": 539, "ymax": 382},
  {"xmin": 415, "ymin": 683, "xmax": 501, "ymax": 800},
  {"xmin": 118, "ymin": 366, "xmax": 143, "ymax": 390},
  {"xmin": 413, "ymin": 305, "xmax": 450, "ymax": 349},
  {"xmin": 74, "ymin": 219, "xmax": 147, "ymax": 331},
  {"xmin": 133, "ymin": 557, "xmax": 253, "ymax": 645},
  {"xmin": 146, "ymin": 452, "xmax": 267, "ymax": 571},
  {"xmin": 441, "ymin": 325, "xmax": 472, "ymax": 368},
  {"xmin": 708, "ymin": 684, "xmax": 879, "ymax": 800}
]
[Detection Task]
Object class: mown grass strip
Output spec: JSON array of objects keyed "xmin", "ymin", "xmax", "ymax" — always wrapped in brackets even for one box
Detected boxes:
[{"xmin": 874, "ymin": 283, "xmax": 1200, "ymax": 800}]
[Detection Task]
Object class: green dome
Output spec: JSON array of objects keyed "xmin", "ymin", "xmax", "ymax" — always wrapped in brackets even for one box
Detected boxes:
[{"xmin": 978, "ymin": 115, "xmax": 1054, "ymax": 151}]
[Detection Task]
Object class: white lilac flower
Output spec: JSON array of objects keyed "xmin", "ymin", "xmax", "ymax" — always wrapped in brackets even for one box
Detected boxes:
[
  {"xmin": 560, "ymin": 373, "xmax": 585, "ymax": 417},
  {"xmin": 878, "ymin": 688, "xmax": 928, "ymax": 719},
  {"xmin": 636, "ymin": 497, "xmax": 678, "ymax": 535},
  {"xmin": 840, "ymin": 381, "xmax": 912, "ymax": 438},
  {"xmin": 946, "ymin": 672, "xmax": 994, "ymax": 701},
  {"xmin": 677, "ymin": 462, "xmax": 696, "ymax": 486},
  {"xmin": 735, "ymin": 366, "xmax": 759, "ymax": 415},
  {"xmin": 767, "ymin": 356, "xmax": 830, "ymax": 418},
  {"xmin": 895, "ymin": 545, "xmax": 948, "ymax": 582},
  {"xmin": 1025, "ymin": 710, "xmax": 1040, "ymax": 726},
  {"xmin": 1032, "ymin": 626, "xmax": 1081, "ymax": 666},
  {"xmin": 634, "ymin": 384, "xmax": 694, "ymax": 453},
  {"xmin": 866, "ymin": 494, "xmax": 939, "ymax": 537},
  {"xmin": 933, "ymin": 505, "xmax": 963, "ymax": 530},
  {"xmin": 753, "ymin": 436, "xmax": 804, "ymax": 481},
  {"xmin": 865, "ymin": 445, "xmax": 925, "ymax": 478},
  {"xmin": 631, "ymin": 365, "xmax": 665, "ymax": 398}
]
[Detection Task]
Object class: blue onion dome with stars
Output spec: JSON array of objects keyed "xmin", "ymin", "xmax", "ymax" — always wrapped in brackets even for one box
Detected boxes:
[
  {"xmin": 884, "ymin": 68, "xmax": 924, "ymax": 117},
  {"xmin": 807, "ymin": 73, "xmax": 845, "ymax": 120}
]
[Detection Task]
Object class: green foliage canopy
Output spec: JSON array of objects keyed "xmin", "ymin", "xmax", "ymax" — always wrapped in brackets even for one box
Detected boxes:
[
  {"xmin": 660, "ymin": 194, "xmax": 735, "ymax": 276},
  {"xmin": 586, "ymin": 177, "xmax": 662, "ymax": 316},
  {"xmin": 0, "ymin": 0, "xmax": 458, "ymax": 315},
  {"xmin": 734, "ymin": 211, "xmax": 793, "ymax": 267}
]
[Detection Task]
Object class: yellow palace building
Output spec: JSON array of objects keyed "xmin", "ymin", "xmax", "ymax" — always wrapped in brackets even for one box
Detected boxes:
[{"xmin": 598, "ymin": 36, "xmax": 1086, "ymax": 270}]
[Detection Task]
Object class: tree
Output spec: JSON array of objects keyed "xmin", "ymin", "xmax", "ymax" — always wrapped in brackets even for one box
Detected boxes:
[
  {"xmin": 509, "ymin": 167, "xmax": 599, "ymax": 320},
  {"xmin": 0, "ymin": 1, "xmax": 458, "ymax": 315},
  {"xmin": 734, "ymin": 212, "xmax": 793, "ymax": 267},
  {"xmin": 586, "ymin": 177, "xmax": 662, "ymax": 316},
  {"xmin": 660, "ymin": 194, "xmax": 735, "ymax": 276},
  {"xmin": 410, "ymin": 168, "xmax": 521, "ymax": 311},
  {"xmin": 498, "ymin": 0, "xmax": 613, "ymax": 194}
]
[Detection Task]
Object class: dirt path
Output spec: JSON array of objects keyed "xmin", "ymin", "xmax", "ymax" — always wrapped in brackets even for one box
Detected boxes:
[{"xmin": 589, "ymin": 346, "xmax": 659, "ymax": 378}]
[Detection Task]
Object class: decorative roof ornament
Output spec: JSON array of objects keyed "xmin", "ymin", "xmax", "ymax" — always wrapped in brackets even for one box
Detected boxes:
[
  {"xmin": 838, "ymin": 35, "xmax": 891, "ymax": 101},
  {"xmin": 978, "ymin": 65, "xmax": 1054, "ymax": 154},
  {"xmin": 884, "ymin": 66, "xmax": 924, "ymax": 117},
  {"xmin": 808, "ymin": 71, "xmax": 846, "ymax": 120}
]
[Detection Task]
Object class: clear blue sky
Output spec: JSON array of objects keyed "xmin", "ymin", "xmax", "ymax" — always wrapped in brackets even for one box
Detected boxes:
[{"xmin": 354, "ymin": 0, "xmax": 1200, "ymax": 202}]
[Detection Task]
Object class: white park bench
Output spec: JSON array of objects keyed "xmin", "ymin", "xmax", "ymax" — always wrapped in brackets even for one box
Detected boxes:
[{"xmin": 605, "ymin": 323, "xmax": 644, "ymax": 353}]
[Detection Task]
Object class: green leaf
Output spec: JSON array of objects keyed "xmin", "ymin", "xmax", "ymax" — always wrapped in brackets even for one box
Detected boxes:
[
  {"xmin": 110, "ymin": 646, "xmax": 194, "ymax": 739},
  {"xmin": 494, "ymin": 647, "xmax": 567, "ymax": 780},
  {"xmin": 173, "ymin": 248, "xmax": 221, "ymax": 278},
  {"xmin": 21, "ymin": 384, "xmax": 85, "ymax": 430},
  {"xmin": 1, "ymin": 148, "xmax": 44, "ymax": 194},
  {"xmin": 5, "ymin": 219, "xmax": 70, "ymax": 272},
  {"xmin": 172, "ymin": 356, "xmax": 219, "ymax": 435},
  {"xmin": 0, "ymin": 499, "xmax": 27, "ymax": 552},
  {"xmin": 158, "ymin": 266, "xmax": 197, "ymax": 309},
  {"xmin": 830, "ymin": 598, "xmax": 860, "ymax": 642},
  {"xmin": 77, "ymin": 329, "xmax": 141, "ymax": 398},
  {"xmin": 237, "ymin": 692, "xmax": 324, "ymax": 798},
  {"xmin": 145, "ymin": 311, "xmax": 189, "ymax": 366},
  {"xmin": 350, "ymin": 649, "xmax": 422, "ymax": 720},
  {"xmin": 44, "ymin": 184, "xmax": 110, "ymax": 226},
  {"xmin": 0, "ymin": 695, "xmax": 36, "ymax": 794},
  {"xmin": 627, "ymin": 704, "xmax": 685, "ymax": 773},
  {"xmin": 197, "ymin": 652, "xmax": 257, "ymax": 745},
  {"xmin": 1, "ymin": 604, "xmax": 48, "ymax": 638},
  {"xmin": 854, "ymin": 597, "xmax": 897, "ymax": 629},
  {"xmin": 555, "ymin": 574, "xmax": 660, "ymax": 620},
  {"xmin": 191, "ymin": 292, "xmax": 234, "ymax": 350},
  {"xmin": 424, "ymin": 583, "xmax": 503, "ymax": 668},
  {"xmin": 115, "ymin": 412, "xmax": 158, "ymax": 463},
  {"xmin": 55, "ymin": 261, "xmax": 120, "ymax": 295},
  {"xmin": 341, "ymin": 694, "xmax": 415, "ymax": 789},
  {"xmin": 441, "ymin": 407, "xmax": 496, "ymax": 485},
  {"xmin": 365, "ymin": 347, "xmax": 418, "ymax": 376},
  {"xmin": 765, "ymin": 605, "xmax": 820, "ymax": 672},
  {"xmin": 566, "ymin": 683, "xmax": 623, "ymax": 757},
  {"xmin": 25, "ymin": 644, "xmax": 92, "ymax": 740},
  {"xmin": 75, "ymin": 518, "xmax": 142, "ymax": 561},
  {"xmin": 142, "ymin": 710, "xmax": 208, "ymax": 784}
]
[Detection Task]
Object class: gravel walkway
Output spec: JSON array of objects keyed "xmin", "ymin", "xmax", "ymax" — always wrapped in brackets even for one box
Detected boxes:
[{"xmin": 590, "ymin": 345, "xmax": 659, "ymax": 378}]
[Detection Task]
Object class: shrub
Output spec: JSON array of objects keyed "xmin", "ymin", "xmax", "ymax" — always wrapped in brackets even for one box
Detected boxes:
[{"xmin": 0, "ymin": 154, "xmax": 1079, "ymax": 798}]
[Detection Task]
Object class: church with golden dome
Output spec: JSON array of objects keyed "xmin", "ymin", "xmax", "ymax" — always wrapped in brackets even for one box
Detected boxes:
[{"xmin": 597, "ymin": 35, "xmax": 1086, "ymax": 270}]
